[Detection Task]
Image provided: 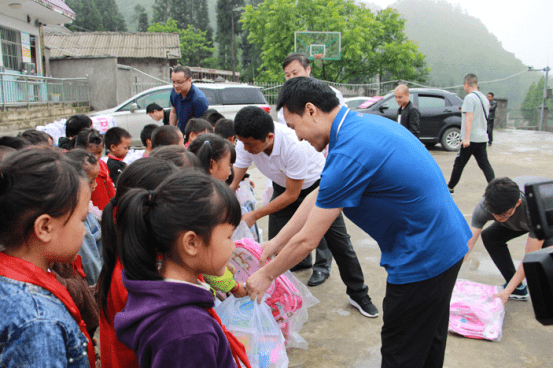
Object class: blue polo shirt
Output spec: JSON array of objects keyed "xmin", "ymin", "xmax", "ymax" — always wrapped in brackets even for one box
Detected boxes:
[
  {"xmin": 169, "ymin": 84, "xmax": 209, "ymax": 133},
  {"xmin": 316, "ymin": 107, "xmax": 470, "ymax": 284}
]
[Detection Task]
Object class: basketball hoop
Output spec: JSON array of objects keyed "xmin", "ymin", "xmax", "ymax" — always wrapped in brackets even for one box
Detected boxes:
[{"xmin": 313, "ymin": 53, "xmax": 324, "ymax": 67}]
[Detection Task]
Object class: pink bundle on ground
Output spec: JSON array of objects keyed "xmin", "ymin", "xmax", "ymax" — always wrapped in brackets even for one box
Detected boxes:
[
  {"xmin": 449, "ymin": 279, "xmax": 505, "ymax": 341},
  {"xmin": 228, "ymin": 239, "xmax": 303, "ymax": 342}
]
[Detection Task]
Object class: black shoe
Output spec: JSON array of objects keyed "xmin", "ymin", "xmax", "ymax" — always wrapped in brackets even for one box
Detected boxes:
[
  {"xmin": 348, "ymin": 295, "xmax": 379, "ymax": 318},
  {"xmin": 290, "ymin": 263, "xmax": 313, "ymax": 272},
  {"xmin": 448, "ymin": 187, "xmax": 454, "ymax": 194},
  {"xmin": 503, "ymin": 283, "xmax": 529, "ymax": 300},
  {"xmin": 307, "ymin": 270, "xmax": 329, "ymax": 286}
]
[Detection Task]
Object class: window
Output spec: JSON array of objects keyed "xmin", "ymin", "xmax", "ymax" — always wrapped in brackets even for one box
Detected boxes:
[
  {"xmin": 119, "ymin": 88, "xmax": 172, "ymax": 111},
  {"xmin": 0, "ymin": 26, "xmax": 22, "ymax": 71},
  {"xmin": 198, "ymin": 88, "xmax": 218, "ymax": 105},
  {"xmin": 219, "ymin": 88, "xmax": 267, "ymax": 105},
  {"xmin": 418, "ymin": 95, "xmax": 446, "ymax": 109}
]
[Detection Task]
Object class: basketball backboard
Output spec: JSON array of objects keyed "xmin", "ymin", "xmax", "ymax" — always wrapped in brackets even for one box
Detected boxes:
[{"xmin": 294, "ymin": 31, "xmax": 341, "ymax": 61}]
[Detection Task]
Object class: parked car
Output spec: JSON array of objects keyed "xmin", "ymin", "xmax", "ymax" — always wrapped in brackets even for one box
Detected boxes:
[
  {"xmin": 353, "ymin": 88, "xmax": 463, "ymax": 151},
  {"xmin": 90, "ymin": 83, "xmax": 270, "ymax": 146}
]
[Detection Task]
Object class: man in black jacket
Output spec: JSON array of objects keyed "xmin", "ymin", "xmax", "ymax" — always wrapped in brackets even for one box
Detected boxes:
[
  {"xmin": 394, "ymin": 85, "xmax": 420, "ymax": 138},
  {"xmin": 487, "ymin": 92, "xmax": 497, "ymax": 146}
]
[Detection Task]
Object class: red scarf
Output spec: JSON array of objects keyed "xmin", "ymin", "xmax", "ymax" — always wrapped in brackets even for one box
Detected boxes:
[
  {"xmin": 0, "ymin": 253, "xmax": 95, "ymax": 367},
  {"xmin": 107, "ymin": 154, "xmax": 124, "ymax": 161},
  {"xmin": 206, "ymin": 307, "xmax": 251, "ymax": 368}
]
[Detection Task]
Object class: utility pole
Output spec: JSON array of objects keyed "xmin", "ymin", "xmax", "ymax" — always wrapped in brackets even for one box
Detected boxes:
[{"xmin": 528, "ymin": 66, "xmax": 551, "ymax": 131}]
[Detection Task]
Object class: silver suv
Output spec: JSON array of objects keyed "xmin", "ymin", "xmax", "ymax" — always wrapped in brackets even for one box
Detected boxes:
[{"xmin": 90, "ymin": 83, "xmax": 270, "ymax": 146}]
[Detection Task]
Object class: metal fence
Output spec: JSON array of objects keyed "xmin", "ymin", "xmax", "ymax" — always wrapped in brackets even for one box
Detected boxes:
[
  {"xmin": 257, "ymin": 79, "xmax": 383, "ymax": 105},
  {"xmin": 0, "ymin": 72, "xmax": 90, "ymax": 110}
]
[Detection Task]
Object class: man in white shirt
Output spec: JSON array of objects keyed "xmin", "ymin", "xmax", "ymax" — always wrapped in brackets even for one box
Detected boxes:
[{"xmin": 230, "ymin": 106, "xmax": 378, "ymax": 318}]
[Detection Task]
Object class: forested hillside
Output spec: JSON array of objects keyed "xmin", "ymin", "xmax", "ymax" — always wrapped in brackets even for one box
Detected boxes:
[{"xmin": 113, "ymin": 0, "xmax": 541, "ymax": 106}]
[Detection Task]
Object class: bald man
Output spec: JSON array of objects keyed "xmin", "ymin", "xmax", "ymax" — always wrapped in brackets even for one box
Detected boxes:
[{"xmin": 394, "ymin": 85, "xmax": 420, "ymax": 138}]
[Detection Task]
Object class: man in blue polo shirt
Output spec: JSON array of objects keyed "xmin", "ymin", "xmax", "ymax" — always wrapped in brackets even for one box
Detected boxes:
[
  {"xmin": 245, "ymin": 77, "xmax": 471, "ymax": 368},
  {"xmin": 168, "ymin": 66, "xmax": 209, "ymax": 134}
]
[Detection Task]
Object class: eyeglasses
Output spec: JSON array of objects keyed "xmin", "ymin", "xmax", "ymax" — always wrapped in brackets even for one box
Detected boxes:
[{"xmin": 493, "ymin": 206, "xmax": 517, "ymax": 220}]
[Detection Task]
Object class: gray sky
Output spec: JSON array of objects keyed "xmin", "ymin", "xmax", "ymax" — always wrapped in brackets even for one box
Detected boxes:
[{"xmin": 363, "ymin": 0, "xmax": 553, "ymax": 70}]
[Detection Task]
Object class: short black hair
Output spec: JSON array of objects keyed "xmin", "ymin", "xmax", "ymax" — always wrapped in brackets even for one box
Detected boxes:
[
  {"xmin": 205, "ymin": 111, "xmax": 225, "ymax": 128},
  {"xmin": 234, "ymin": 106, "xmax": 274, "ymax": 141},
  {"xmin": 276, "ymin": 77, "xmax": 339, "ymax": 116},
  {"xmin": 214, "ymin": 119, "xmax": 235, "ymax": 139},
  {"xmin": 283, "ymin": 53, "xmax": 311, "ymax": 70},
  {"xmin": 140, "ymin": 124, "xmax": 159, "ymax": 146},
  {"xmin": 483, "ymin": 177, "xmax": 522, "ymax": 215},
  {"xmin": 19, "ymin": 130, "xmax": 51, "ymax": 145},
  {"xmin": 0, "ymin": 146, "xmax": 16, "ymax": 162},
  {"xmin": 150, "ymin": 145, "xmax": 202, "ymax": 170},
  {"xmin": 172, "ymin": 65, "xmax": 191, "ymax": 78},
  {"xmin": 66, "ymin": 114, "xmax": 93, "ymax": 138},
  {"xmin": 104, "ymin": 127, "xmax": 131, "ymax": 152},
  {"xmin": 0, "ymin": 136, "xmax": 30, "ymax": 150},
  {"xmin": 488, "ymin": 92, "xmax": 494, "ymax": 97},
  {"xmin": 151, "ymin": 125, "xmax": 182, "ymax": 148},
  {"xmin": 146, "ymin": 103, "xmax": 163, "ymax": 114},
  {"xmin": 184, "ymin": 118, "xmax": 213, "ymax": 142}
]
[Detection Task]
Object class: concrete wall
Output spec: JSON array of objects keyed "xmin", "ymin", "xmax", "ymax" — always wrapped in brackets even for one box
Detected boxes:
[
  {"xmin": 117, "ymin": 65, "xmax": 132, "ymax": 106},
  {"xmin": 118, "ymin": 57, "xmax": 171, "ymax": 84},
  {"xmin": 0, "ymin": 103, "xmax": 90, "ymax": 135},
  {"xmin": 495, "ymin": 98, "xmax": 508, "ymax": 128},
  {"xmin": 50, "ymin": 56, "xmax": 118, "ymax": 111}
]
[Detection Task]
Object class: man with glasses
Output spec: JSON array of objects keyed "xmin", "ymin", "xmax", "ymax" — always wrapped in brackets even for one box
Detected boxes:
[
  {"xmin": 168, "ymin": 66, "xmax": 209, "ymax": 134},
  {"xmin": 465, "ymin": 177, "xmax": 547, "ymax": 303}
]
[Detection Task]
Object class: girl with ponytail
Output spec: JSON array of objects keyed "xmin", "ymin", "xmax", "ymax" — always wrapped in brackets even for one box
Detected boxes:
[
  {"xmin": 97, "ymin": 157, "xmax": 179, "ymax": 368},
  {"xmin": 113, "ymin": 169, "xmax": 251, "ymax": 368}
]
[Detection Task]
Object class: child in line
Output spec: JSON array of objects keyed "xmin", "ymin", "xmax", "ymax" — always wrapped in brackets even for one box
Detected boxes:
[
  {"xmin": 151, "ymin": 125, "xmax": 185, "ymax": 149},
  {"xmin": 65, "ymin": 149, "xmax": 103, "ymax": 286},
  {"xmin": 188, "ymin": 134, "xmax": 248, "ymax": 297},
  {"xmin": 184, "ymin": 118, "xmax": 213, "ymax": 148},
  {"xmin": 0, "ymin": 148, "xmax": 95, "ymax": 367},
  {"xmin": 18, "ymin": 129, "xmax": 53, "ymax": 146},
  {"xmin": 104, "ymin": 127, "xmax": 132, "ymax": 185},
  {"xmin": 97, "ymin": 158, "xmax": 180, "ymax": 368},
  {"xmin": 214, "ymin": 119, "xmax": 236, "ymax": 144},
  {"xmin": 58, "ymin": 114, "xmax": 93, "ymax": 149},
  {"xmin": 188, "ymin": 133, "xmax": 233, "ymax": 183},
  {"xmin": 149, "ymin": 145, "xmax": 202, "ymax": 169},
  {"xmin": 140, "ymin": 124, "xmax": 159, "ymax": 157},
  {"xmin": 71, "ymin": 128, "xmax": 115, "ymax": 210},
  {"xmin": 114, "ymin": 170, "xmax": 250, "ymax": 368}
]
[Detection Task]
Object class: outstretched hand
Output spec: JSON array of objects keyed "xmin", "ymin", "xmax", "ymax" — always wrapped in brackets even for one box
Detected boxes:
[
  {"xmin": 259, "ymin": 240, "xmax": 278, "ymax": 267},
  {"xmin": 245, "ymin": 269, "xmax": 273, "ymax": 304}
]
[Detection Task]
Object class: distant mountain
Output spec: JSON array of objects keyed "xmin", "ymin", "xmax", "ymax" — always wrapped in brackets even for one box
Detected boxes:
[{"xmin": 384, "ymin": 0, "xmax": 540, "ymax": 107}]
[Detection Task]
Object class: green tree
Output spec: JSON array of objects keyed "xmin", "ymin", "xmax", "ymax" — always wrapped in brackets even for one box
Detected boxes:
[
  {"xmin": 241, "ymin": 0, "xmax": 429, "ymax": 83},
  {"xmin": 66, "ymin": 0, "xmax": 126, "ymax": 32},
  {"xmin": 148, "ymin": 19, "xmax": 214, "ymax": 67},
  {"xmin": 66, "ymin": 0, "xmax": 104, "ymax": 31},
  {"xmin": 133, "ymin": 4, "xmax": 149, "ymax": 32},
  {"xmin": 520, "ymin": 77, "xmax": 553, "ymax": 126},
  {"xmin": 216, "ymin": 0, "xmax": 245, "ymax": 71}
]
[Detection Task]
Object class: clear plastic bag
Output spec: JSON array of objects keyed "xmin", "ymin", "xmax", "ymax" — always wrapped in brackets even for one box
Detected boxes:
[
  {"xmin": 216, "ymin": 296, "xmax": 289, "ymax": 368},
  {"xmin": 449, "ymin": 279, "xmax": 505, "ymax": 342}
]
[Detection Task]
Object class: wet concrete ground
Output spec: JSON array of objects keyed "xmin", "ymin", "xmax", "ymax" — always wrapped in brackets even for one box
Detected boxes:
[{"xmin": 246, "ymin": 129, "xmax": 553, "ymax": 368}]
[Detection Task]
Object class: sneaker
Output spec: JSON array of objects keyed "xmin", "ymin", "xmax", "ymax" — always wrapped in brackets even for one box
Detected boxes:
[
  {"xmin": 503, "ymin": 283, "xmax": 529, "ymax": 300},
  {"xmin": 448, "ymin": 187, "xmax": 454, "ymax": 194},
  {"xmin": 348, "ymin": 296, "xmax": 379, "ymax": 318}
]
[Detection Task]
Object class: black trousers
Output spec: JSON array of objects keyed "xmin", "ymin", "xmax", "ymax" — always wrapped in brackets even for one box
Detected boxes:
[
  {"xmin": 481, "ymin": 222, "xmax": 528, "ymax": 284},
  {"xmin": 487, "ymin": 118, "xmax": 495, "ymax": 144},
  {"xmin": 381, "ymin": 259, "xmax": 463, "ymax": 368},
  {"xmin": 268, "ymin": 181, "xmax": 369, "ymax": 300},
  {"xmin": 447, "ymin": 142, "xmax": 495, "ymax": 189}
]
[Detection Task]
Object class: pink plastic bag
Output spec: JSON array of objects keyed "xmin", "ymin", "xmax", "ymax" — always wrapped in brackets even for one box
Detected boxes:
[
  {"xmin": 227, "ymin": 238, "xmax": 303, "ymax": 342},
  {"xmin": 449, "ymin": 279, "xmax": 505, "ymax": 341}
]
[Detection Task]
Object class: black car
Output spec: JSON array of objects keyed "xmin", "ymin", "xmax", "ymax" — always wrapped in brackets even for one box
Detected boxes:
[{"xmin": 353, "ymin": 88, "xmax": 462, "ymax": 151}]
